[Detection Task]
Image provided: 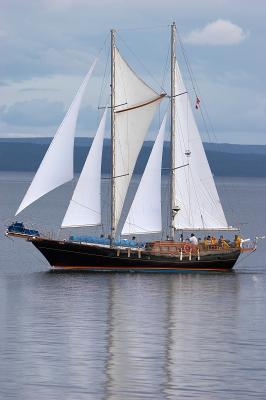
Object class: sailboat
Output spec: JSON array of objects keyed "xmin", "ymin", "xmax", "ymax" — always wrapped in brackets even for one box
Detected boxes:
[{"xmin": 6, "ymin": 23, "xmax": 255, "ymax": 272}]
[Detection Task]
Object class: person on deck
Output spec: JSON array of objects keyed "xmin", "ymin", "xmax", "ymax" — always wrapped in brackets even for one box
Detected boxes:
[
  {"xmin": 189, "ymin": 233, "xmax": 198, "ymax": 245},
  {"xmin": 234, "ymin": 235, "xmax": 242, "ymax": 248},
  {"xmin": 211, "ymin": 236, "xmax": 217, "ymax": 245}
]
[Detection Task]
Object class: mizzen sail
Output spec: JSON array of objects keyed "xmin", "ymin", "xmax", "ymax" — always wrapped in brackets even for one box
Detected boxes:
[
  {"xmin": 15, "ymin": 59, "xmax": 97, "ymax": 215},
  {"xmin": 61, "ymin": 107, "xmax": 107, "ymax": 228},
  {"xmin": 173, "ymin": 62, "xmax": 228, "ymax": 230}
]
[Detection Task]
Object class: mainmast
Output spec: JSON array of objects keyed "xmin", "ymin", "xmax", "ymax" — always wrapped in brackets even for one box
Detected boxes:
[
  {"xmin": 170, "ymin": 22, "xmax": 176, "ymax": 240},
  {"xmin": 111, "ymin": 29, "xmax": 116, "ymax": 243}
]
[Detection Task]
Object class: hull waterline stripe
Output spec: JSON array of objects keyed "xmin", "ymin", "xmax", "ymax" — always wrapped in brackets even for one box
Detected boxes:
[{"xmin": 51, "ymin": 265, "xmax": 230, "ymax": 271}]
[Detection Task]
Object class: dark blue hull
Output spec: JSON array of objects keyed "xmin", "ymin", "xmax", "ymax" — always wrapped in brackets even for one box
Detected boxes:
[{"xmin": 31, "ymin": 237, "xmax": 241, "ymax": 272}]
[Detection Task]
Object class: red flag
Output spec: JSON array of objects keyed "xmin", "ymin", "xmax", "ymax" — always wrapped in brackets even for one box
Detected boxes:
[{"xmin": 195, "ymin": 96, "xmax": 200, "ymax": 109}]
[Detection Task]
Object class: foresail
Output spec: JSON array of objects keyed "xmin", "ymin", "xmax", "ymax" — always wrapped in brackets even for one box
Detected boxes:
[
  {"xmin": 121, "ymin": 113, "xmax": 167, "ymax": 235},
  {"xmin": 173, "ymin": 62, "xmax": 228, "ymax": 230},
  {"xmin": 61, "ymin": 108, "xmax": 107, "ymax": 228},
  {"xmin": 113, "ymin": 48, "xmax": 164, "ymax": 232},
  {"xmin": 15, "ymin": 59, "xmax": 97, "ymax": 216}
]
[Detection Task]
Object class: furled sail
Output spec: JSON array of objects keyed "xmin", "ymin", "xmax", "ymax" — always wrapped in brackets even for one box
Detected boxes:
[
  {"xmin": 61, "ymin": 107, "xmax": 107, "ymax": 228},
  {"xmin": 113, "ymin": 48, "xmax": 165, "ymax": 232},
  {"xmin": 121, "ymin": 113, "xmax": 167, "ymax": 235},
  {"xmin": 173, "ymin": 62, "xmax": 228, "ymax": 230},
  {"xmin": 15, "ymin": 59, "xmax": 97, "ymax": 216}
]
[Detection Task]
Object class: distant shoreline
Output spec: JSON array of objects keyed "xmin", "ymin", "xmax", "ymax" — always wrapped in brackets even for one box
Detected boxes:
[{"xmin": 1, "ymin": 138, "xmax": 266, "ymax": 177}]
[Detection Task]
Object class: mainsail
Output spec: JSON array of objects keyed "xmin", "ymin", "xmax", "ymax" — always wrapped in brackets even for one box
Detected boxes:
[
  {"xmin": 61, "ymin": 108, "xmax": 107, "ymax": 228},
  {"xmin": 112, "ymin": 48, "xmax": 165, "ymax": 232},
  {"xmin": 173, "ymin": 62, "xmax": 228, "ymax": 230},
  {"xmin": 15, "ymin": 59, "xmax": 97, "ymax": 216},
  {"xmin": 121, "ymin": 113, "xmax": 167, "ymax": 235}
]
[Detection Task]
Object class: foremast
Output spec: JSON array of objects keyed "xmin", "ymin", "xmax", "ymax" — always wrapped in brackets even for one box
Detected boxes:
[
  {"xmin": 170, "ymin": 22, "xmax": 177, "ymax": 240},
  {"xmin": 111, "ymin": 29, "xmax": 116, "ymax": 244}
]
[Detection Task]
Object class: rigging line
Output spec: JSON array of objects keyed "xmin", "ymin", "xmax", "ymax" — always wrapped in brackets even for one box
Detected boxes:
[
  {"xmin": 70, "ymin": 199, "xmax": 101, "ymax": 214},
  {"xmin": 116, "ymin": 31, "xmax": 167, "ymax": 94},
  {"xmin": 161, "ymin": 40, "xmax": 170, "ymax": 90},
  {"xmin": 176, "ymin": 27, "xmax": 197, "ymax": 96},
  {"xmin": 234, "ymin": 248, "xmax": 257, "ymax": 267},
  {"xmin": 32, "ymin": 251, "xmax": 49, "ymax": 267},
  {"xmin": 98, "ymin": 44, "xmax": 110, "ymax": 110},
  {"xmin": 196, "ymin": 100, "xmax": 239, "ymax": 227},
  {"xmin": 95, "ymin": 32, "xmax": 110, "ymax": 60},
  {"xmin": 174, "ymin": 101, "xmax": 192, "ymax": 219},
  {"xmin": 175, "ymin": 28, "xmax": 235, "ymax": 226},
  {"xmin": 83, "ymin": 33, "xmax": 110, "ymax": 114},
  {"xmin": 33, "ymin": 39, "xmax": 108, "ymax": 162},
  {"xmin": 117, "ymin": 24, "xmax": 169, "ymax": 32},
  {"xmin": 176, "ymin": 27, "xmax": 214, "ymax": 144},
  {"xmin": 195, "ymin": 102, "xmax": 238, "ymax": 223},
  {"xmin": 122, "ymin": 220, "xmax": 161, "ymax": 234},
  {"xmin": 183, "ymin": 65, "xmax": 216, "ymax": 144},
  {"xmin": 190, "ymin": 167, "xmax": 223, "ymax": 216}
]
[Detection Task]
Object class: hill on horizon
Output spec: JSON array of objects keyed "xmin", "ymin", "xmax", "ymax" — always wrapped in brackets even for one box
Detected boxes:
[{"xmin": 0, "ymin": 138, "xmax": 266, "ymax": 177}]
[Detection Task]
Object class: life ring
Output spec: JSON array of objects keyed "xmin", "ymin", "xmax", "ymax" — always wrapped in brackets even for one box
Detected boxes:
[{"xmin": 183, "ymin": 244, "xmax": 191, "ymax": 253}]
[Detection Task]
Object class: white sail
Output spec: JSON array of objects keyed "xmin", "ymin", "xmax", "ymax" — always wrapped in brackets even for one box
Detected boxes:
[
  {"xmin": 61, "ymin": 108, "xmax": 107, "ymax": 228},
  {"xmin": 113, "ymin": 48, "xmax": 164, "ymax": 232},
  {"xmin": 122, "ymin": 113, "xmax": 167, "ymax": 235},
  {"xmin": 173, "ymin": 62, "xmax": 228, "ymax": 230},
  {"xmin": 15, "ymin": 59, "xmax": 97, "ymax": 216}
]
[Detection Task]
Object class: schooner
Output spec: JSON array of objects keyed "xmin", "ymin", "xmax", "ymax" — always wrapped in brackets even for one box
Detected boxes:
[{"xmin": 6, "ymin": 23, "xmax": 253, "ymax": 271}]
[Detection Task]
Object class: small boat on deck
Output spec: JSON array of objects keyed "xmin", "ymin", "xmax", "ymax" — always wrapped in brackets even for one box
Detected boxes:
[{"xmin": 6, "ymin": 222, "xmax": 40, "ymax": 239}]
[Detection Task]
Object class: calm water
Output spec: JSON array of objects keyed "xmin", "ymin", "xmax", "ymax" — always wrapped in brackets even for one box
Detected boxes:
[{"xmin": 0, "ymin": 172, "xmax": 266, "ymax": 399}]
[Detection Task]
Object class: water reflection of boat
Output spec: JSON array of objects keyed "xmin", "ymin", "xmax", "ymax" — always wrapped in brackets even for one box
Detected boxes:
[
  {"xmin": 104, "ymin": 273, "xmax": 240, "ymax": 399},
  {"xmin": 9, "ymin": 23, "xmax": 255, "ymax": 271}
]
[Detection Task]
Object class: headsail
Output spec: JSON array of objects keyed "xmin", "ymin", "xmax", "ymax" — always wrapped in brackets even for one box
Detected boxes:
[
  {"xmin": 15, "ymin": 59, "xmax": 97, "ymax": 216},
  {"xmin": 121, "ymin": 113, "xmax": 167, "ymax": 235},
  {"xmin": 61, "ymin": 107, "xmax": 107, "ymax": 228},
  {"xmin": 173, "ymin": 62, "xmax": 228, "ymax": 230},
  {"xmin": 112, "ymin": 48, "xmax": 165, "ymax": 233}
]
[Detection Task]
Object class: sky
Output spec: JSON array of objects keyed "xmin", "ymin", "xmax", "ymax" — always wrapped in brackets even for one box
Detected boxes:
[{"xmin": 0, "ymin": 0, "xmax": 265, "ymax": 144}]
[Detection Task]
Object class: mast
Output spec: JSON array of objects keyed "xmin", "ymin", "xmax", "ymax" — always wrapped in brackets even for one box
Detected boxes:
[
  {"xmin": 170, "ymin": 22, "xmax": 176, "ymax": 240},
  {"xmin": 111, "ymin": 29, "xmax": 116, "ymax": 243}
]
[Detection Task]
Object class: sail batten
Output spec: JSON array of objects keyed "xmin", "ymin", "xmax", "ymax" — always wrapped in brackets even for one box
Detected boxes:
[
  {"xmin": 122, "ymin": 113, "xmax": 167, "ymax": 236},
  {"xmin": 61, "ymin": 107, "xmax": 107, "ymax": 228},
  {"xmin": 15, "ymin": 59, "xmax": 97, "ymax": 216}
]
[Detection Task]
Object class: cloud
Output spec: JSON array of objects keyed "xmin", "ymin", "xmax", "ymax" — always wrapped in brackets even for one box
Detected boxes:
[
  {"xmin": 0, "ymin": 99, "xmax": 64, "ymax": 127},
  {"xmin": 184, "ymin": 20, "xmax": 249, "ymax": 45},
  {"xmin": 0, "ymin": 40, "xmax": 96, "ymax": 81},
  {"xmin": 0, "ymin": 98, "xmax": 100, "ymax": 136}
]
